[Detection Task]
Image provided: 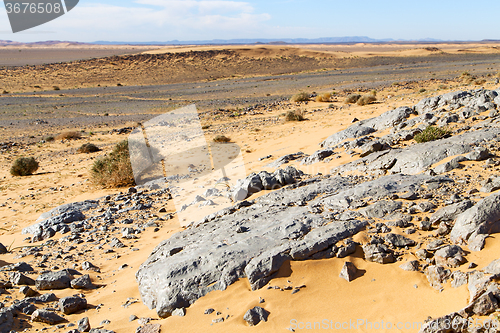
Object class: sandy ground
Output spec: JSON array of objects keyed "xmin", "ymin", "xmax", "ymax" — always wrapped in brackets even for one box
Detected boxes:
[{"xmin": 1, "ymin": 72, "xmax": 500, "ymax": 332}]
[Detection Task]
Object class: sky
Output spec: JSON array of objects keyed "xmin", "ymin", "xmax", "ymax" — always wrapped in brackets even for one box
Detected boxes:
[{"xmin": 1, "ymin": 0, "xmax": 500, "ymax": 43}]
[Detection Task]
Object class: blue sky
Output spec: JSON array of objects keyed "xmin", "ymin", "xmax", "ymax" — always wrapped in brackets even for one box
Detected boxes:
[{"xmin": 1, "ymin": 0, "xmax": 500, "ymax": 43}]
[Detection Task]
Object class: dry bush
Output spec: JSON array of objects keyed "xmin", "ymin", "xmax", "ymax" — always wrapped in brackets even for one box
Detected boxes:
[
  {"xmin": 290, "ymin": 92, "xmax": 310, "ymax": 103},
  {"xmin": 316, "ymin": 93, "xmax": 332, "ymax": 102},
  {"xmin": 213, "ymin": 135, "xmax": 231, "ymax": 143},
  {"xmin": 357, "ymin": 95, "xmax": 377, "ymax": 106},
  {"xmin": 419, "ymin": 88, "xmax": 427, "ymax": 93},
  {"xmin": 345, "ymin": 94, "xmax": 361, "ymax": 104},
  {"xmin": 77, "ymin": 143, "xmax": 100, "ymax": 153},
  {"xmin": 285, "ymin": 109, "xmax": 305, "ymax": 122},
  {"xmin": 52, "ymin": 86, "xmax": 60, "ymax": 91},
  {"xmin": 474, "ymin": 79, "xmax": 486, "ymax": 85},
  {"xmin": 44, "ymin": 135, "xmax": 55, "ymax": 142},
  {"xmin": 460, "ymin": 72, "xmax": 475, "ymax": 84},
  {"xmin": 56, "ymin": 131, "xmax": 81, "ymax": 140},
  {"xmin": 91, "ymin": 140, "xmax": 135, "ymax": 188},
  {"xmin": 414, "ymin": 126, "xmax": 451, "ymax": 143},
  {"xmin": 10, "ymin": 157, "xmax": 39, "ymax": 176}
]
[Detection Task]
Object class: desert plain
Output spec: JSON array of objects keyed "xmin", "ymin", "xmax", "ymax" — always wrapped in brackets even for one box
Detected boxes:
[{"xmin": 1, "ymin": 42, "xmax": 500, "ymax": 332}]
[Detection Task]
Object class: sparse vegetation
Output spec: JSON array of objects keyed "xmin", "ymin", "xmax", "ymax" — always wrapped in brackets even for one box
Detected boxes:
[
  {"xmin": 357, "ymin": 94, "xmax": 377, "ymax": 106},
  {"xmin": 56, "ymin": 131, "xmax": 81, "ymax": 140},
  {"xmin": 345, "ymin": 94, "xmax": 361, "ymax": 104},
  {"xmin": 213, "ymin": 135, "xmax": 231, "ymax": 143},
  {"xmin": 91, "ymin": 140, "xmax": 135, "ymax": 187},
  {"xmin": 285, "ymin": 109, "xmax": 305, "ymax": 121},
  {"xmin": 77, "ymin": 143, "xmax": 100, "ymax": 153},
  {"xmin": 290, "ymin": 92, "xmax": 310, "ymax": 103},
  {"xmin": 10, "ymin": 157, "xmax": 39, "ymax": 176},
  {"xmin": 44, "ymin": 135, "xmax": 55, "ymax": 142},
  {"xmin": 474, "ymin": 79, "xmax": 486, "ymax": 85},
  {"xmin": 316, "ymin": 93, "xmax": 332, "ymax": 102},
  {"xmin": 414, "ymin": 126, "xmax": 451, "ymax": 143},
  {"xmin": 419, "ymin": 88, "xmax": 427, "ymax": 93},
  {"xmin": 52, "ymin": 86, "xmax": 60, "ymax": 91}
]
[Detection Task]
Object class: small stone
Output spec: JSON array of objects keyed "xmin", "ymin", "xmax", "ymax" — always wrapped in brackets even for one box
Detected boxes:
[
  {"xmin": 339, "ymin": 262, "xmax": 358, "ymax": 282},
  {"xmin": 399, "ymin": 260, "xmax": 419, "ymax": 272},
  {"xmin": 243, "ymin": 306, "xmax": 269, "ymax": 326},
  {"xmin": 129, "ymin": 314, "xmax": 138, "ymax": 322},
  {"xmin": 78, "ymin": 317, "xmax": 91, "ymax": 332},
  {"xmin": 31, "ymin": 309, "xmax": 65, "ymax": 325},
  {"xmin": 71, "ymin": 274, "xmax": 93, "ymax": 289},
  {"xmin": 172, "ymin": 308, "xmax": 185, "ymax": 317},
  {"xmin": 204, "ymin": 308, "xmax": 215, "ymax": 315},
  {"xmin": 59, "ymin": 296, "xmax": 87, "ymax": 315}
]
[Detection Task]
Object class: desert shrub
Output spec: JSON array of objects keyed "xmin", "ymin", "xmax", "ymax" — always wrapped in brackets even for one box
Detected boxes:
[
  {"xmin": 357, "ymin": 94, "xmax": 377, "ymax": 106},
  {"xmin": 345, "ymin": 94, "xmax": 361, "ymax": 104},
  {"xmin": 77, "ymin": 143, "xmax": 100, "ymax": 153},
  {"xmin": 10, "ymin": 157, "xmax": 39, "ymax": 176},
  {"xmin": 419, "ymin": 88, "xmax": 426, "ymax": 93},
  {"xmin": 52, "ymin": 86, "xmax": 60, "ymax": 91},
  {"xmin": 290, "ymin": 92, "xmax": 310, "ymax": 103},
  {"xmin": 285, "ymin": 109, "xmax": 305, "ymax": 121},
  {"xmin": 91, "ymin": 140, "xmax": 135, "ymax": 187},
  {"xmin": 56, "ymin": 131, "xmax": 81, "ymax": 140},
  {"xmin": 44, "ymin": 135, "xmax": 55, "ymax": 142},
  {"xmin": 414, "ymin": 126, "xmax": 451, "ymax": 143},
  {"xmin": 316, "ymin": 93, "xmax": 332, "ymax": 102},
  {"xmin": 213, "ymin": 135, "xmax": 231, "ymax": 143},
  {"xmin": 474, "ymin": 79, "xmax": 486, "ymax": 85},
  {"xmin": 460, "ymin": 72, "xmax": 475, "ymax": 84}
]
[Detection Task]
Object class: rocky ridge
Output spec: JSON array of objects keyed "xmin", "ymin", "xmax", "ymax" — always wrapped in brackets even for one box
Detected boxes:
[{"xmin": 6, "ymin": 87, "xmax": 500, "ymax": 332}]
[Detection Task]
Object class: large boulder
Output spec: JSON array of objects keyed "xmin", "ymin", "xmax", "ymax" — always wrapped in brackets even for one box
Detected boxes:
[{"xmin": 449, "ymin": 191, "xmax": 500, "ymax": 251}]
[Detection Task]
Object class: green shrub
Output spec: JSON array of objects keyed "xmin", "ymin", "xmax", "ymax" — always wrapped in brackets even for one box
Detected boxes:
[
  {"xmin": 213, "ymin": 135, "xmax": 231, "ymax": 143},
  {"xmin": 285, "ymin": 109, "xmax": 304, "ymax": 121},
  {"xmin": 77, "ymin": 143, "xmax": 100, "ymax": 153},
  {"xmin": 414, "ymin": 126, "xmax": 451, "ymax": 143},
  {"xmin": 290, "ymin": 92, "xmax": 310, "ymax": 103},
  {"xmin": 91, "ymin": 140, "xmax": 135, "ymax": 187},
  {"xmin": 345, "ymin": 94, "xmax": 361, "ymax": 104},
  {"xmin": 10, "ymin": 157, "xmax": 39, "ymax": 176}
]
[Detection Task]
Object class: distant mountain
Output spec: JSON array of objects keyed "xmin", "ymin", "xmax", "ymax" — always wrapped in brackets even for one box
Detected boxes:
[
  {"xmin": 93, "ymin": 36, "xmax": 398, "ymax": 45},
  {"xmin": 1, "ymin": 36, "xmax": 455, "ymax": 47}
]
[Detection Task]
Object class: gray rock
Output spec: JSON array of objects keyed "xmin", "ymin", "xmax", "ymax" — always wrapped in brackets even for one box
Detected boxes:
[
  {"xmin": 432, "ymin": 156, "xmax": 466, "ymax": 174},
  {"xmin": 78, "ymin": 317, "xmax": 91, "ymax": 332},
  {"xmin": 468, "ymin": 271, "xmax": 493, "ymax": 301},
  {"xmin": 483, "ymin": 259, "xmax": 500, "ymax": 275},
  {"xmin": 81, "ymin": 261, "xmax": 100, "ymax": 272},
  {"xmin": 425, "ymin": 265, "xmax": 451, "ymax": 290},
  {"xmin": 466, "ymin": 147, "xmax": 490, "ymax": 161},
  {"xmin": 434, "ymin": 245, "xmax": 465, "ymax": 268},
  {"xmin": 243, "ymin": 306, "xmax": 269, "ymax": 326},
  {"xmin": 320, "ymin": 126, "xmax": 376, "ymax": 148},
  {"xmin": 339, "ymin": 262, "xmax": 358, "ymax": 282},
  {"xmin": 419, "ymin": 312, "xmax": 467, "ymax": 333},
  {"xmin": 31, "ymin": 309, "xmax": 65, "ymax": 324},
  {"xmin": 385, "ymin": 233, "xmax": 416, "ymax": 248},
  {"xmin": 266, "ymin": 152, "xmax": 306, "ymax": 168},
  {"xmin": 430, "ymin": 200, "xmax": 474, "ymax": 225},
  {"xmin": 301, "ymin": 149, "xmax": 334, "ymax": 165},
  {"xmin": 36, "ymin": 270, "xmax": 72, "ymax": 290},
  {"xmin": 333, "ymin": 129, "xmax": 500, "ymax": 175},
  {"xmin": 358, "ymin": 201, "xmax": 402, "ymax": 219},
  {"xmin": 59, "ymin": 296, "xmax": 87, "ymax": 314},
  {"xmin": 472, "ymin": 291, "xmax": 498, "ymax": 316},
  {"xmin": 0, "ymin": 308, "xmax": 13, "ymax": 333},
  {"xmin": 19, "ymin": 286, "xmax": 37, "ymax": 297},
  {"xmin": 415, "ymin": 249, "xmax": 432, "ymax": 260},
  {"xmin": 0, "ymin": 262, "xmax": 33, "ymax": 272},
  {"xmin": 9, "ymin": 272, "xmax": 35, "ymax": 286},
  {"xmin": 399, "ymin": 260, "xmax": 419, "ymax": 272},
  {"xmin": 336, "ymin": 239, "xmax": 357, "ymax": 258},
  {"xmin": 109, "ymin": 237, "xmax": 126, "ymax": 248},
  {"xmin": 451, "ymin": 271, "xmax": 468, "ymax": 288},
  {"xmin": 359, "ymin": 141, "xmax": 388, "ymax": 158},
  {"xmin": 172, "ymin": 308, "xmax": 186, "ymax": 317},
  {"xmin": 71, "ymin": 274, "xmax": 93, "ymax": 289},
  {"xmin": 363, "ymin": 244, "xmax": 394, "ymax": 264},
  {"xmin": 89, "ymin": 329, "xmax": 115, "ymax": 333},
  {"xmin": 449, "ymin": 191, "xmax": 500, "ymax": 251},
  {"xmin": 480, "ymin": 176, "xmax": 500, "ymax": 193}
]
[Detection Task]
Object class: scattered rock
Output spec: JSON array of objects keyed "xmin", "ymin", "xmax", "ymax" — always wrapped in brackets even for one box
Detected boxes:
[
  {"xmin": 425, "ymin": 265, "xmax": 451, "ymax": 290},
  {"xmin": 59, "ymin": 296, "xmax": 87, "ymax": 314},
  {"xmin": 339, "ymin": 262, "xmax": 358, "ymax": 282},
  {"xmin": 71, "ymin": 274, "xmax": 93, "ymax": 289},
  {"xmin": 36, "ymin": 270, "xmax": 72, "ymax": 290},
  {"xmin": 78, "ymin": 317, "xmax": 91, "ymax": 332},
  {"xmin": 243, "ymin": 306, "xmax": 269, "ymax": 326},
  {"xmin": 399, "ymin": 261, "xmax": 419, "ymax": 272},
  {"xmin": 31, "ymin": 309, "xmax": 65, "ymax": 325}
]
